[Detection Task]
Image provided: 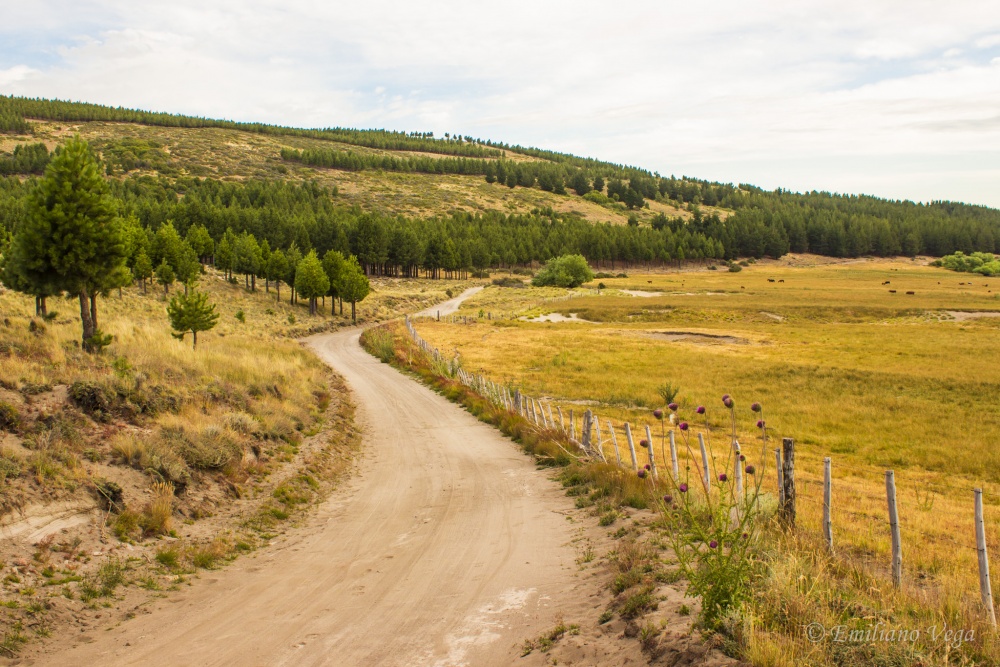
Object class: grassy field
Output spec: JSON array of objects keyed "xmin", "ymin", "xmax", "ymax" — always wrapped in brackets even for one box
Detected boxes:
[{"xmin": 413, "ymin": 256, "xmax": 1000, "ymax": 664}]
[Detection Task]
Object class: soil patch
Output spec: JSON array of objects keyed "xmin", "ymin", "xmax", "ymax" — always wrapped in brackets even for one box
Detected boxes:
[{"xmin": 646, "ymin": 330, "xmax": 749, "ymax": 345}]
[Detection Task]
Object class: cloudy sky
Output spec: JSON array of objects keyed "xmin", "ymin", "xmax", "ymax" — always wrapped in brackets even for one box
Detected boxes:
[{"xmin": 3, "ymin": 1, "xmax": 1000, "ymax": 206}]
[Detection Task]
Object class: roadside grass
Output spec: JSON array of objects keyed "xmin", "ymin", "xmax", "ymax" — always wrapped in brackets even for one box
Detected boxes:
[{"xmin": 406, "ymin": 258, "xmax": 1000, "ymax": 665}]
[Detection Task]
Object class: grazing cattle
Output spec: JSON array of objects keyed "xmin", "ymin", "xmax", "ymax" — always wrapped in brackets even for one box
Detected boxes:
[
  {"xmin": 741, "ymin": 286, "xmax": 745, "ymax": 289},
  {"xmin": 768, "ymin": 278, "xmax": 775, "ymax": 283},
  {"xmin": 647, "ymin": 280, "xmax": 652, "ymax": 284},
  {"xmin": 889, "ymin": 289, "xmax": 897, "ymax": 293},
  {"xmin": 906, "ymin": 291, "xmax": 915, "ymax": 295},
  {"xmin": 882, "ymin": 281, "xmax": 890, "ymax": 285},
  {"xmin": 778, "ymin": 279, "xmax": 784, "ymax": 283}
]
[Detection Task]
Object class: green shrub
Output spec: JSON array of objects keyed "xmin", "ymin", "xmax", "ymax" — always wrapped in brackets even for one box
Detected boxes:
[
  {"xmin": 0, "ymin": 401, "xmax": 20, "ymax": 432},
  {"xmin": 531, "ymin": 254, "xmax": 594, "ymax": 288}
]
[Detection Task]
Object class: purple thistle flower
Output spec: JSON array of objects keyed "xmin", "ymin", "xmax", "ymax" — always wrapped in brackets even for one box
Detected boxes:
[
  {"xmin": 653, "ymin": 409, "xmax": 663, "ymax": 419},
  {"xmin": 679, "ymin": 483, "xmax": 688, "ymax": 493},
  {"xmin": 678, "ymin": 422, "xmax": 689, "ymax": 431},
  {"xmin": 750, "ymin": 402, "xmax": 762, "ymax": 413},
  {"xmin": 639, "ymin": 438, "xmax": 649, "ymax": 447},
  {"xmin": 709, "ymin": 540, "xmax": 718, "ymax": 549},
  {"xmin": 723, "ymin": 395, "xmax": 734, "ymax": 408},
  {"xmin": 696, "ymin": 406, "xmax": 705, "ymax": 414},
  {"xmin": 718, "ymin": 473, "xmax": 728, "ymax": 482},
  {"xmin": 668, "ymin": 402, "xmax": 678, "ymax": 412},
  {"xmin": 663, "ymin": 494, "xmax": 673, "ymax": 504},
  {"xmin": 739, "ymin": 454, "xmax": 746, "ymax": 462},
  {"xmin": 745, "ymin": 464, "xmax": 756, "ymax": 475},
  {"xmin": 756, "ymin": 419, "xmax": 765, "ymax": 429},
  {"xmin": 644, "ymin": 463, "xmax": 651, "ymax": 471},
  {"xmin": 742, "ymin": 532, "xmax": 748, "ymax": 539},
  {"xmin": 637, "ymin": 469, "xmax": 647, "ymax": 479}
]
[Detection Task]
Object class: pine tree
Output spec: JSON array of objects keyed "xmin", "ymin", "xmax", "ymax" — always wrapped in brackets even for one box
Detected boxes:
[
  {"xmin": 185, "ymin": 224, "xmax": 215, "ymax": 263},
  {"xmin": 340, "ymin": 255, "xmax": 370, "ymax": 323},
  {"xmin": 167, "ymin": 288, "xmax": 219, "ymax": 349},
  {"xmin": 156, "ymin": 260, "xmax": 175, "ymax": 294},
  {"xmin": 19, "ymin": 137, "xmax": 127, "ymax": 350},
  {"xmin": 266, "ymin": 248, "xmax": 289, "ymax": 302},
  {"xmin": 322, "ymin": 250, "xmax": 347, "ymax": 315},
  {"xmin": 293, "ymin": 251, "xmax": 329, "ymax": 315},
  {"xmin": 133, "ymin": 251, "xmax": 153, "ymax": 294}
]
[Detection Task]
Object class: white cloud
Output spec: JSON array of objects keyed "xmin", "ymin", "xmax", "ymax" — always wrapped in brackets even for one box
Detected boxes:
[
  {"xmin": 0, "ymin": 65, "xmax": 38, "ymax": 87},
  {"xmin": 2, "ymin": 0, "xmax": 1000, "ymax": 206}
]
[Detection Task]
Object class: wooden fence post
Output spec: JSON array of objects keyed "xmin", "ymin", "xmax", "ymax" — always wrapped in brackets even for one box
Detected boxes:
[
  {"xmin": 644, "ymin": 424, "xmax": 658, "ymax": 478},
  {"xmin": 581, "ymin": 410, "xmax": 593, "ymax": 453},
  {"xmin": 607, "ymin": 421, "xmax": 622, "ymax": 466},
  {"xmin": 823, "ymin": 457, "xmax": 833, "ymax": 554},
  {"xmin": 696, "ymin": 433, "xmax": 709, "ymax": 487},
  {"xmin": 593, "ymin": 417, "xmax": 606, "ymax": 462},
  {"xmin": 975, "ymin": 488, "xmax": 997, "ymax": 627},
  {"xmin": 624, "ymin": 423, "xmax": 638, "ymax": 471},
  {"xmin": 885, "ymin": 470, "xmax": 902, "ymax": 588},
  {"xmin": 775, "ymin": 448, "xmax": 784, "ymax": 506},
  {"xmin": 557, "ymin": 406, "xmax": 565, "ymax": 432},
  {"xmin": 546, "ymin": 403, "xmax": 555, "ymax": 429},
  {"xmin": 569, "ymin": 410, "xmax": 575, "ymax": 441},
  {"xmin": 514, "ymin": 389, "xmax": 521, "ymax": 416},
  {"xmin": 781, "ymin": 438, "xmax": 795, "ymax": 526}
]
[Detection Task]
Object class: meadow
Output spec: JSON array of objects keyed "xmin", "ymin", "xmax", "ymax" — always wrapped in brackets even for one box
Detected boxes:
[{"xmin": 413, "ymin": 256, "xmax": 1000, "ymax": 664}]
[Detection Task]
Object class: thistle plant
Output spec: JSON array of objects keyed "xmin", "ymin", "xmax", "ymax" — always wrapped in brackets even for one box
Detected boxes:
[{"xmin": 651, "ymin": 395, "xmax": 773, "ymax": 630}]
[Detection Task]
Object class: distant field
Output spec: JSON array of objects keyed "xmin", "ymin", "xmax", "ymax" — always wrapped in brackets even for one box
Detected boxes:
[{"xmin": 415, "ymin": 256, "xmax": 1000, "ymax": 604}]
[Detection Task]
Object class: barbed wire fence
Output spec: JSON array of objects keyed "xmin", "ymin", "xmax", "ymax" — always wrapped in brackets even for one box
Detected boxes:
[{"xmin": 402, "ymin": 315, "xmax": 998, "ymax": 628}]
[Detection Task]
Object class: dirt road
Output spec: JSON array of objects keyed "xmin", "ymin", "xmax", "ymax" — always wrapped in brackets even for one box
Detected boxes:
[
  {"xmin": 43, "ymin": 327, "xmax": 586, "ymax": 666},
  {"xmin": 415, "ymin": 286, "xmax": 483, "ymax": 318}
]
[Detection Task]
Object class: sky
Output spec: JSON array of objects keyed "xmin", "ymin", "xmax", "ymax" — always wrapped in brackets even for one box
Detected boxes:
[{"xmin": 2, "ymin": 0, "xmax": 1000, "ymax": 207}]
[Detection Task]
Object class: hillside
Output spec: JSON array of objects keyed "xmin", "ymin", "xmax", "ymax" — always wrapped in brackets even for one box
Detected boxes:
[{"xmin": 2, "ymin": 95, "xmax": 1000, "ymax": 272}]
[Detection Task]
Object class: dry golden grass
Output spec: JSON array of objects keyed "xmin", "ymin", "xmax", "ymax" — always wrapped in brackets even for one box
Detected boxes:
[{"xmin": 412, "ymin": 257, "xmax": 1000, "ymax": 663}]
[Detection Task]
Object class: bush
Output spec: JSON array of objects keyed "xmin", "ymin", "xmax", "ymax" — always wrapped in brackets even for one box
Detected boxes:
[
  {"xmin": 68, "ymin": 380, "xmax": 113, "ymax": 418},
  {"xmin": 531, "ymin": 254, "xmax": 594, "ymax": 288},
  {"xmin": 491, "ymin": 277, "xmax": 525, "ymax": 288},
  {"xmin": 728, "ymin": 263, "xmax": 742, "ymax": 273},
  {"xmin": 0, "ymin": 402, "xmax": 20, "ymax": 432}
]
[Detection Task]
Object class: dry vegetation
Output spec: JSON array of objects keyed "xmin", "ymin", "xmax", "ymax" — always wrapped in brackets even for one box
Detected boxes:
[
  {"xmin": 411, "ymin": 256, "xmax": 1000, "ymax": 665},
  {"xmin": 0, "ymin": 266, "xmax": 464, "ymax": 656}
]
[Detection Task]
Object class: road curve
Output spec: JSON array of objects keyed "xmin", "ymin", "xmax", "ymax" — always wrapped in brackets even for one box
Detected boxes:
[
  {"xmin": 415, "ymin": 286, "xmax": 483, "ymax": 318},
  {"xmin": 44, "ymin": 327, "xmax": 581, "ymax": 667}
]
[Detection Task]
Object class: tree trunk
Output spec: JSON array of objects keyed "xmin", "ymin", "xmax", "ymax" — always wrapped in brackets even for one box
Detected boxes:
[
  {"xmin": 35, "ymin": 296, "xmax": 40, "ymax": 316},
  {"xmin": 192, "ymin": 330, "xmax": 198, "ymax": 350},
  {"xmin": 40, "ymin": 296, "xmax": 47, "ymax": 317},
  {"xmin": 351, "ymin": 300, "xmax": 356, "ymax": 323},
  {"xmin": 79, "ymin": 290, "xmax": 96, "ymax": 348},
  {"xmin": 276, "ymin": 283, "xmax": 281, "ymax": 301},
  {"xmin": 142, "ymin": 278, "xmax": 147, "ymax": 294},
  {"xmin": 339, "ymin": 297, "xmax": 343, "ymax": 315},
  {"xmin": 90, "ymin": 294, "xmax": 99, "ymax": 333},
  {"xmin": 265, "ymin": 278, "xmax": 269, "ymax": 293},
  {"xmin": 251, "ymin": 275, "xmax": 256, "ymax": 292}
]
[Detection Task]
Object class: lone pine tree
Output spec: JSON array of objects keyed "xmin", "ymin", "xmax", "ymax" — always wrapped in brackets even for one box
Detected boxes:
[
  {"xmin": 16, "ymin": 137, "xmax": 128, "ymax": 350},
  {"xmin": 167, "ymin": 288, "xmax": 219, "ymax": 349}
]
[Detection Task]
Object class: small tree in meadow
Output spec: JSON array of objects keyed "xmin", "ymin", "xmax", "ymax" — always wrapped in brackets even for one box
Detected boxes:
[{"xmin": 167, "ymin": 288, "xmax": 219, "ymax": 349}]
